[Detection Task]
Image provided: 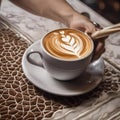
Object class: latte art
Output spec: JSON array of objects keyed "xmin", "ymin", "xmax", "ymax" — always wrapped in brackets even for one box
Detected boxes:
[{"xmin": 43, "ymin": 29, "xmax": 93, "ymax": 60}]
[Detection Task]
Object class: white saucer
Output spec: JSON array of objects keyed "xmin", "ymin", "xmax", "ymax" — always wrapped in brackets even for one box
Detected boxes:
[{"xmin": 22, "ymin": 40, "xmax": 104, "ymax": 96}]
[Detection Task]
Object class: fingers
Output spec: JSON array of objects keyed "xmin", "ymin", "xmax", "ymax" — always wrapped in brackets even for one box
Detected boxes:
[
  {"xmin": 93, "ymin": 40, "xmax": 105, "ymax": 60},
  {"xmin": 84, "ymin": 23, "xmax": 96, "ymax": 33},
  {"xmin": 93, "ymin": 49, "xmax": 105, "ymax": 61},
  {"xmin": 95, "ymin": 40, "xmax": 105, "ymax": 52}
]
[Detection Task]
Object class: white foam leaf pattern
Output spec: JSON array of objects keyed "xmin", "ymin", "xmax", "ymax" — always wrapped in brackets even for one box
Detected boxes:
[
  {"xmin": 62, "ymin": 36, "xmax": 70, "ymax": 42},
  {"xmin": 61, "ymin": 35, "xmax": 83, "ymax": 57},
  {"xmin": 70, "ymin": 37, "xmax": 75, "ymax": 45},
  {"xmin": 59, "ymin": 31, "xmax": 64, "ymax": 35}
]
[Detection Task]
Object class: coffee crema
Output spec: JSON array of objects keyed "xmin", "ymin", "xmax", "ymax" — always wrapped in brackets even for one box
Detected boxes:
[{"xmin": 43, "ymin": 29, "xmax": 93, "ymax": 60}]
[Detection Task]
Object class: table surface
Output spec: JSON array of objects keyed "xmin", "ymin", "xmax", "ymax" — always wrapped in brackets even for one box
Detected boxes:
[{"xmin": 0, "ymin": 0, "xmax": 120, "ymax": 120}]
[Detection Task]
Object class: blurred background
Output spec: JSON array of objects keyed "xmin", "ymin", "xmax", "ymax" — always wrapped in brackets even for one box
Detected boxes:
[{"xmin": 80, "ymin": 0, "xmax": 120, "ymax": 24}]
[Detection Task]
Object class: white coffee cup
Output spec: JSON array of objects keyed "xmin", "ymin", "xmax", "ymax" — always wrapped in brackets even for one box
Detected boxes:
[{"xmin": 27, "ymin": 28, "xmax": 94, "ymax": 80}]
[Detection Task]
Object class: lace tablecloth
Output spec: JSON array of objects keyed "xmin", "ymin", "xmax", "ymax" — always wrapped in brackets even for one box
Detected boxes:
[{"xmin": 0, "ymin": 16, "xmax": 120, "ymax": 120}]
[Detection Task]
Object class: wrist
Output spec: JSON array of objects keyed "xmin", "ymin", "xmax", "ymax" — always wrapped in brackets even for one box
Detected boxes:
[
  {"xmin": 63, "ymin": 11, "xmax": 83, "ymax": 27},
  {"xmin": 60, "ymin": 10, "xmax": 79, "ymax": 27}
]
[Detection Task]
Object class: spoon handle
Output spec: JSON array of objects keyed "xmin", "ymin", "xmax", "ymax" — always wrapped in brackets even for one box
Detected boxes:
[{"xmin": 91, "ymin": 23, "xmax": 120, "ymax": 39}]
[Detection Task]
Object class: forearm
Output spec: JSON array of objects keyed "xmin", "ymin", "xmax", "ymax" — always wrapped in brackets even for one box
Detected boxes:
[{"xmin": 10, "ymin": 0, "xmax": 79, "ymax": 26}]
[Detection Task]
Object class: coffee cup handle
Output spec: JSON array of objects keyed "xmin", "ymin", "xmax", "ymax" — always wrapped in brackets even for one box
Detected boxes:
[{"xmin": 27, "ymin": 51, "xmax": 44, "ymax": 67}]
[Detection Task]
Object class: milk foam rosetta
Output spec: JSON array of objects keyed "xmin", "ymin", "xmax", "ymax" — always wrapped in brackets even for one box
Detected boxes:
[{"xmin": 43, "ymin": 29, "xmax": 93, "ymax": 60}]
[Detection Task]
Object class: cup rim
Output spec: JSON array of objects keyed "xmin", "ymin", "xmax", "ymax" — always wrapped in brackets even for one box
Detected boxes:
[{"xmin": 41, "ymin": 28, "xmax": 94, "ymax": 62}]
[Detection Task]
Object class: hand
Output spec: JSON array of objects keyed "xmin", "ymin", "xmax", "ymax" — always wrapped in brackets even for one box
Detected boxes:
[
  {"xmin": 67, "ymin": 12, "xmax": 106, "ymax": 60},
  {"xmin": 92, "ymin": 30, "xmax": 106, "ymax": 60},
  {"xmin": 92, "ymin": 23, "xmax": 106, "ymax": 60},
  {"xmin": 68, "ymin": 12, "xmax": 96, "ymax": 33}
]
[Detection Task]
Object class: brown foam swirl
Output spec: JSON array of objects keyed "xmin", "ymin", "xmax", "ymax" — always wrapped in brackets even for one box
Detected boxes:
[{"xmin": 43, "ymin": 29, "xmax": 93, "ymax": 60}]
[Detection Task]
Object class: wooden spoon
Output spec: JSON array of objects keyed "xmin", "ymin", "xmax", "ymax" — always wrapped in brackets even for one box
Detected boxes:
[{"xmin": 91, "ymin": 23, "xmax": 120, "ymax": 39}]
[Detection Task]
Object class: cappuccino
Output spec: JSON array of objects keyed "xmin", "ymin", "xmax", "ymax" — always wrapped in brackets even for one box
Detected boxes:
[
  {"xmin": 43, "ymin": 29, "xmax": 93, "ymax": 60},
  {"xmin": 27, "ymin": 28, "xmax": 94, "ymax": 80}
]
